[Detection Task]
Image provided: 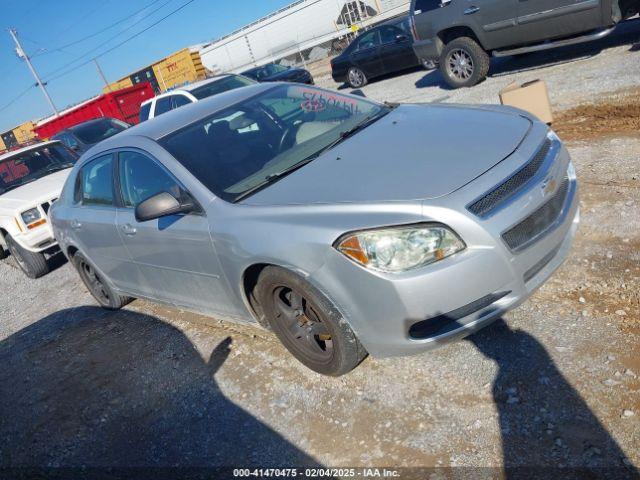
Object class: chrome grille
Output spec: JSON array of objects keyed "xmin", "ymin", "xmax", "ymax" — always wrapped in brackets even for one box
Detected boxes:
[
  {"xmin": 468, "ymin": 138, "xmax": 551, "ymax": 217},
  {"xmin": 502, "ymin": 176, "xmax": 569, "ymax": 251}
]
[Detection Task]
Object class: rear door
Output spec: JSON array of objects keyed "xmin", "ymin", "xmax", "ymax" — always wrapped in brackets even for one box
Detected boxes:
[
  {"xmin": 114, "ymin": 149, "xmax": 234, "ymax": 314},
  {"xmin": 378, "ymin": 25, "xmax": 417, "ymax": 72},
  {"xmin": 516, "ymin": 0, "xmax": 603, "ymax": 44},
  {"xmin": 349, "ymin": 29, "xmax": 383, "ymax": 77},
  {"xmin": 69, "ymin": 154, "xmax": 147, "ymax": 295}
]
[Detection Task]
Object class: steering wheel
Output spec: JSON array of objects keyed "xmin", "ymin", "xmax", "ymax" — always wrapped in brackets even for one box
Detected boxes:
[{"xmin": 278, "ymin": 124, "xmax": 299, "ymax": 153}]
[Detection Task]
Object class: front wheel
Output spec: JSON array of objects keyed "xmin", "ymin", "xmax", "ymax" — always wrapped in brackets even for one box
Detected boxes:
[
  {"xmin": 256, "ymin": 266, "xmax": 367, "ymax": 376},
  {"xmin": 72, "ymin": 252, "xmax": 132, "ymax": 310},
  {"xmin": 439, "ymin": 37, "xmax": 490, "ymax": 88},
  {"xmin": 5, "ymin": 234, "xmax": 49, "ymax": 278},
  {"xmin": 347, "ymin": 66, "xmax": 368, "ymax": 88}
]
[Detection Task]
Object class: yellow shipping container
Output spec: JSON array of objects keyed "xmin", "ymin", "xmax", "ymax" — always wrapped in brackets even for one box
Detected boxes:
[
  {"xmin": 103, "ymin": 47, "xmax": 206, "ymax": 94},
  {"xmin": 0, "ymin": 136, "xmax": 6, "ymax": 152},
  {"xmin": 12, "ymin": 120, "xmax": 37, "ymax": 144}
]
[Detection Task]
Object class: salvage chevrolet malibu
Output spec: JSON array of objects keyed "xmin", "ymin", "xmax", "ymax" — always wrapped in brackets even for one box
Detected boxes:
[{"xmin": 50, "ymin": 83, "xmax": 579, "ymax": 376}]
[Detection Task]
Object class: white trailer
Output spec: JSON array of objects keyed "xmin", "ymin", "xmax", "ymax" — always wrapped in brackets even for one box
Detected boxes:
[{"xmin": 200, "ymin": 0, "xmax": 410, "ymax": 74}]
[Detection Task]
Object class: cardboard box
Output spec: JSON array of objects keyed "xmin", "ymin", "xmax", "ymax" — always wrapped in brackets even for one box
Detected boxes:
[{"xmin": 499, "ymin": 79, "xmax": 553, "ymax": 124}]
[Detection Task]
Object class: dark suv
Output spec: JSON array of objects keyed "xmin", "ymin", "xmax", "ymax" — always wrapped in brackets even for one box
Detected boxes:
[{"xmin": 409, "ymin": 0, "xmax": 639, "ymax": 88}]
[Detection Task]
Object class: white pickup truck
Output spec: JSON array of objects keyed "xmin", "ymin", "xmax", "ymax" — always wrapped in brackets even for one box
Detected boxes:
[{"xmin": 0, "ymin": 141, "xmax": 78, "ymax": 278}]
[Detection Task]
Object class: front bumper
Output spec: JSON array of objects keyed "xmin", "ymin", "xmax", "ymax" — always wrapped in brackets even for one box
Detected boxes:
[
  {"xmin": 13, "ymin": 223, "xmax": 58, "ymax": 252},
  {"xmin": 309, "ymin": 132, "xmax": 579, "ymax": 358}
]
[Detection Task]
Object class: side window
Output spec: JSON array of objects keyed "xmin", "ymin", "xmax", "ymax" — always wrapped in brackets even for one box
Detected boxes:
[
  {"xmin": 172, "ymin": 95, "xmax": 191, "ymax": 108},
  {"xmin": 139, "ymin": 103, "xmax": 151, "ymax": 122},
  {"xmin": 172, "ymin": 95, "xmax": 192, "ymax": 109},
  {"xmin": 414, "ymin": 0, "xmax": 443, "ymax": 13},
  {"xmin": 380, "ymin": 26, "xmax": 401, "ymax": 44},
  {"xmin": 118, "ymin": 151, "xmax": 181, "ymax": 208},
  {"xmin": 154, "ymin": 96, "xmax": 173, "ymax": 116},
  {"xmin": 80, "ymin": 155, "xmax": 114, "ymax": 206},
  {"xmin": 63, "ymin": 133, "xmax": 80, "ymax": 150},
  {"xmin": 356, "ymin": 30, "xmax": 380, "ymax": 51}
]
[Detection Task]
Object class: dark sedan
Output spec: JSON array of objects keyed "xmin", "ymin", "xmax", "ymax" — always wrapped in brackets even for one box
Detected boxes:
[
  {"xmin": 51, "ymin": 117, "xmax": 129, "ymax": 154},
  {"xmin": 331, "ymin": 21, "xmax": 421, "ymax": 88},
  {"xmin": 242, "ymin": 63, "xmax": 314, "ymax": 85}
]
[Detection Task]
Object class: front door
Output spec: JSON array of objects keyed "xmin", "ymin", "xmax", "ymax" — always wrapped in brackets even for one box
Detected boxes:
[
  {"xmin": 378, "ymin": 25, "xmax": 417, "ymax": 72},
  {"xmin": 70, "ymin": 153, "xmax": 147, "ymax": 295},
  {"xmin": 349, "ymin": 28, "xmax": 383, "ymax": 77},
  {"xmin": 516, "ymin": 0, "xmax": 603, "ymax": 44},
  {"xmin": 115, "ymin": 150, "xmax": 234, "ymax": 314}
]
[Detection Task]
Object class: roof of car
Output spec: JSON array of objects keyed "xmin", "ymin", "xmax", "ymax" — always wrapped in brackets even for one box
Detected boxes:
[
  {"xmin": 0, "ymin": 140, "xmax": 60, "ymax": 162},
  {"xmin": 84, "ymin": 82, "xmax": 278, "ymax": 155},
  {"xmin": 65, "ymin": 117, "xmax": 118, "ymax": 132},
  {"xmin": 140, "ymin": 74, "xmax": 239, "ymax": 105}
]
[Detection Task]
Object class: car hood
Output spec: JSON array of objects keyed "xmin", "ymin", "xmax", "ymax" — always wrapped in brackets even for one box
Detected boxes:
[
  {"xmin": 243, "ymin": 104, "xmax": 532, "ymax": 205},
  {"xmin": 0, "ymin": 168, "xmax": 71, "ymax": 212}
]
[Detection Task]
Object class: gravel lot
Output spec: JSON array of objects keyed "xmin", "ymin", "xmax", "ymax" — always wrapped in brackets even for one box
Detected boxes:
[{"xmin": 1, "ymin": 20, "xmax": 639, "ymax": 477}]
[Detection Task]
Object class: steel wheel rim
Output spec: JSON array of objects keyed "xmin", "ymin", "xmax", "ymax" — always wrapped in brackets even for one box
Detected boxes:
[
  {"xmin": 272, "ymin": 286, "xmax": 334, "ymax": 363},
  {"xmin": 447, "ymin": 49, "xmax": 474, "ymax": 81},
  {"xmin": 80, "ymin": 260, "xmax": 110, "ymax": 305},
  {"xmin": 349, "ymin": 68, "xmax": 364, "ymax": 87}
]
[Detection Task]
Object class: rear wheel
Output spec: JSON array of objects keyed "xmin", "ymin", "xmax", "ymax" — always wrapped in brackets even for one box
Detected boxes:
[
  {"xmin": 72, "ymin": 252, "xmax": 132, "ymax": 310},
  {"xmin": 347, "ymin": 66, "xmax": 368, "ymax": 88},
  {"xmin": 256, "ymin": 266, "xmax": 367, "ymax": 376},
  {"xmin": 440, "ymin": 37, "xmax": 490, "ymax": 88},
  {"xmin": 5, "ymin": 234, "xmax": 49, "ymax": 278}
]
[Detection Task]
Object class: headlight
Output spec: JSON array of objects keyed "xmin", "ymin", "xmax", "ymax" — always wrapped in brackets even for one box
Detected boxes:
[
  {"xmin": 335, "ymin": 224, "xmax": 465, "ymax": 273},
  {"xmin": 21, "ymin": 208, "xmax": 41, "ymax": 225}
]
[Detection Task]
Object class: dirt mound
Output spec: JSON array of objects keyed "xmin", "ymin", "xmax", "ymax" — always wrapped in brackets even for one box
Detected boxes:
[{"xmin": 553, "ymin": 89, "xmax": 640, "ymax": 141}]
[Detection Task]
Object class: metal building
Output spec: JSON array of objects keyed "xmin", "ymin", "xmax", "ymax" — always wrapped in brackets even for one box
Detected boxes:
[{"xmin": 200, "ymin": 0, "xmax": 410, "ymax": 73}]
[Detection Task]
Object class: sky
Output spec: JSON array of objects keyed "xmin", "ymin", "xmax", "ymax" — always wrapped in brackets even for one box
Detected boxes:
[{"xmin": 0, "ymin": 0, "xmax": 293, "ymax": 133}]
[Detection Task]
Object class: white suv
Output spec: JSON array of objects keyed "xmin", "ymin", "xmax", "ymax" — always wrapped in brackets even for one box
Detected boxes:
[
  {"xmin": 138, "ymin": 74, "xmax": 255, "ymax": 122},
  {"xmin": 0, "ymin": 141, "xmax": 77, "ymax": 278}
]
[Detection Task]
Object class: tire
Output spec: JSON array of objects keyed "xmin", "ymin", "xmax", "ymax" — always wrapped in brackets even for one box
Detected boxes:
[
  {"xmin": 0, "ymin": 245, "xmax": 8, "ymax": 260},
  {"xmin": 439, "ymin": 37, "xmax": 490, "ymax": 88},
  {"xmin": 72, "ymin": 252, "xmax": 132, "ymax": 310},
  {"xmin": 347, "ymin": 66, "xmax": 368, "ymax": 88},
  {"xmin": 5, "ymin": 234, "xmax": 49, "ymax": 279},
  {"xmin": 256, "ymin": 266, "xmax": 367, "ymax": 376}
]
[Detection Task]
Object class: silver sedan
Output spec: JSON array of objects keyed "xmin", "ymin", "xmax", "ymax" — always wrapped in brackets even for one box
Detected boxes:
[{"xmin": 50, "ymin": 83, "xmax": 579, "ymax": 376}]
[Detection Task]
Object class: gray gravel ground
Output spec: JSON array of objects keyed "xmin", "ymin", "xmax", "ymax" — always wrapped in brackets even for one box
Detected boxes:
[{"xmin": 0, "ymin": 19, "xmax": 639, "ymax": 477}]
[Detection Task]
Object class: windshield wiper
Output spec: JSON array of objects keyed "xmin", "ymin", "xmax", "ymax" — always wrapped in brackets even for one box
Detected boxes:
[{"xmin": 232, "ymin": 156, "xmax": 317, "ymax": 203}]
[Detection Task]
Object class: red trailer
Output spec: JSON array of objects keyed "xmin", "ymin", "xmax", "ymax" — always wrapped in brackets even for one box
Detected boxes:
[{"xmin": 34, "ymin": 82, "xmax": 154, "ymax": 139}]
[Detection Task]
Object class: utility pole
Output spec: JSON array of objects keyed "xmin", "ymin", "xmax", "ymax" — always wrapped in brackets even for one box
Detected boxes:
[
  {"xmin": 93, "ymin": 59, "xmax": 111, "ymax": 92},
  {"xmin": 8, "ymin": 28, "xmax": 58, "ymax": 116}
]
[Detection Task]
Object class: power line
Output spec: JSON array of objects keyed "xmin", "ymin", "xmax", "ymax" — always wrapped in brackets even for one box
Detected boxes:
[
  {"xmin": 46, "ymin": 0, "xmax": 198, "ymax": 84},
  {"xmin": 0, "ymin": 84, "xmax": 35, "ymax": 115},
  {"xmin": 32, "ymin": 0, "xmax": 165, "ymax": 58},
  {"xmin": 42, "ymin": 0, "xmax": 176, "ymax": 80}
]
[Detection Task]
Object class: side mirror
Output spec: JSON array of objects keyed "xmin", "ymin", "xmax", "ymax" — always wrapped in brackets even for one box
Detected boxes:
[{"xmin": 135, "ymin": 191, "xmax": 195, "ymax": 222}]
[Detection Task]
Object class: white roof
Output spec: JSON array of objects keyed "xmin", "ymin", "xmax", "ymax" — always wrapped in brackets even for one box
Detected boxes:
[
  {"xmin": 0, "ymin": 141, "xmax": 60, "ymax": 162},
  {"xmin": 140, "ymin": 75, "xmax": 233, "ymax": 105}
]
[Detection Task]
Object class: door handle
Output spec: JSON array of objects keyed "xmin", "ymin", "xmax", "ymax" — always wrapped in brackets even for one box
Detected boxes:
[
  {"xmin": 121, "ymin": 224, "xmax": 137, "ymax": 236},
  {"xmin": 70, "ymin": 219, "xmax": 82, "ymax": 230},
  {"xmin": 464, "ymin": 6, "xmax": 480, "ymax": 14}
]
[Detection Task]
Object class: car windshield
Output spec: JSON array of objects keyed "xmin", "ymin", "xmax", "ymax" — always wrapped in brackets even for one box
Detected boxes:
[
  {"xmin": 160, "ymin": 84, "xmax": 388, "ymax": 202},
  {"xmin": 0, "ymin": 144, "xmax": 77, "ymax": 195},
  {"xmin": 190, "ymin": 75, "xmax": 255, "ymax": 100},
  {"xmin": 70, "ymin": 118, "xmax": 128, "ymax": 144}
]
